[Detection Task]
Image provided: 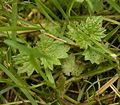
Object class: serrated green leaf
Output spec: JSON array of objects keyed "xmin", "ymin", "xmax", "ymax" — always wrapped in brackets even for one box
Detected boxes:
[
  {"xmin": 83, "ymin": 46, "xmax": 105, "ymax": 64},
  {"xmin": 67, "ymin": 16, "xmax": 106, "ymax": 49},
  {"xmin": 18, "ymin": 62, "xmax": 34, "ymax": 77},
  {"xmin": 13, "ymin": 52, "xmax": 34, "ymax": 76},
  {"xmin": 36, "ymin": 35, "xmax": 70, "ymax": 70},
  {"xmin": 67, "ymin": 16, "xmax": 108, "ymax": 64}
]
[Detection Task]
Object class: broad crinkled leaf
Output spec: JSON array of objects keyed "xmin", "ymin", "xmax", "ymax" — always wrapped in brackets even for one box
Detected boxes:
[
  {"xmin": 83, "ymin": 46, "xmax": 105, "ymax": 64},
  {"xmin": 67, "ymin": 16, "xmax": 106, "ymax": 49},
  {"xmin": 67, "ymin": 16, "xmax": 107, "ymax": 64},
  {"xmin": 36, "ymin": 35, "xmax": 70, "ymax": 70},
  {"xmin": 13, "ymin": 52, "xmax": 34, "ymax": 76}
]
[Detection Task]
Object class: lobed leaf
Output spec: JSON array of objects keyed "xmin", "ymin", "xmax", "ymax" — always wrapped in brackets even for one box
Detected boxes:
[
  {"xmin": 67, "ymin": 16, "xmax": 106, "ymax": 49},
  {"xmin": 83, "ymin": 46, "xmax": 105, "ymax": 64},
  {"xmin": 36, "ymin": 35, "xmax": 70, "ymax": 70},
  {"xmin": 13, "ymin": 52, "xmax": 34, "ymax": 76},
  {"xmin": 67, "ymin": 16, "xmax": 108, "ymax": 64}
]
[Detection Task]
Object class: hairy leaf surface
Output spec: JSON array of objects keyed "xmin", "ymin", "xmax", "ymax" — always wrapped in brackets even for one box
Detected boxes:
[
  {"xmin": 67, "ymin": 16, "xmax": 106, "ymax": 49},
  {"xmin": 67, "ymin": 16, "xmax": 107, "ymax": 64}
]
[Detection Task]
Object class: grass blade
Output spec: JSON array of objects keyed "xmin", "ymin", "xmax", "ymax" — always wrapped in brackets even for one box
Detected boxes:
[
  {"xmin": 85, "ymin": 0, "xmax": 94, "ymax": 14},
  {"xmin": 66, "ymin": 0, "xmax": 75, "ymax": 17},
  {"xmin": 107, "ymin": 0, "xmax": 120, "ymax": 13},
  {"xmin": 103, "ymin": 17, "xmax": 120, "ymax": 25},
  {"xmin": 11, "ymin": 0, "xmax": 17, "ymax": 40},
  {"xmin": 0, "ymin": 26, "xmax": 41, "ymax": 32},
  {"xmin": 29, "ymin": 56, "xmax": 52, "ymax": 87},
  {"xmin": 83, "ymin": 64, "xmax": 117, "ymax": 77},
  {"xmin": 4, "ymin": 39, "xmax": 32, "ymax": 55},
  {"xmin": 104, "ymin": 26, "xmax": 119, "ymax": 41},
  {"xmin": 45, "ymin": 69, "xmax": 56, "ymax": 88},
  {"xmin": 35, "ymin": 0, "xmax": 61, "ymax": 23},
  {"xmin": 0, "ymin": 64, "xmax": 38, "ymax": 105},
  {"xmin": 50, "ymin": 0, "xmax": 69, "ymax": 20},
  {"xmin": 34, "ymin": 0, "xmax": 57, "ymax": 24},
  {"xmin": 0, "ymin": 85, "xmax": 15, "ymax": 96}
]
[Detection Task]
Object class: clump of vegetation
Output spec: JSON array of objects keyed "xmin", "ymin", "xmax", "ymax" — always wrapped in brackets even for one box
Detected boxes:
[{"xmin": 0, "ymin": 0, "xmax": 120, "ymax": 105}]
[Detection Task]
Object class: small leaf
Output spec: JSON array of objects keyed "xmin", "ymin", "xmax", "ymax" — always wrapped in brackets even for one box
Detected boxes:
[
  {"xmin": 62, "ymin": 54, "xmax": 76, "ymax": 76},
  {"xmin": 13, "ymin": 52, "xmax": 34, "ymax": 76},
  {"xmin": 62, "ymin": 54, "xmax": 84, "ymax": 76},
  {"xmin": 18, "ymin": 62, "xmax": 34, "ymax": 77},
  {"xmin": 83, "ymin": 46, "xmax": 105, "ymax": 64},
  {"xmin": 72, "ymin": 64, "xmax": 86, "ymax": 76},
  {"xmin": 36, "ymin": 35, "xmax": 70, "ymax": 70}
]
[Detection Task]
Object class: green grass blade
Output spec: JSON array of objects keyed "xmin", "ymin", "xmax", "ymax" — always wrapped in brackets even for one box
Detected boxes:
[
  {"xmin": 0, "ymin": 64, "xmax": 38, "ymax": 105},
  {"xmin": 66, "ymin": 0, "xmax": 75, "ymax": 17},
  {"xmin": 104, "ymin": 26, "xmax": 119, "ymax": 41},
  {"xmin": 64, "ymin": 94, "xmax": 78, "ymax": 104},
  {"xmin": 0, "ymin": 26, "xmax": 41, "ymax": 32},
  {"xmin": 45, "ymin": 69, "xmax": 56, "ymax": 88},
  {"xmin": 29, "ymin": 57, "xmax": 50, "ymax": 86},
  {"xmin": 0, "ymin": 95, "xmax": 8, "ymax": 104},
  {"xmin": 82, "ymin": 63, "xmax": 117, "ymax": 77},
  {"xmin": 11, "ymin": 0, "xmax": 17, "ymax": 41},
  {"xmin": 107, "ymin": 0, "xmax": 120, "ymax": 13},
  {"xmin": 34, "ymin": 0, "xmax": 57, "ymax": 24},
  {"xmin": 4, "ymin": 39, "xmax": 48, "ymax": 58},
  {"xmin": 85, "ymin": 0, "xmax": 94, "ymax": 14},
  {"xmin": 34, "ymin": 0, "xmax": 61, "ymax": 23},
  {"xmin": 0, "ymin": 85, "xmax": 15, "ymax": 96},
  {"xmin": 50, "ymin": 0, "xmax": 69, "ymax": 20},
  {"xmin": 4, "ymin": 39, "xmax": 32, "ymax": 55},
  {"xmin": 103, "ymin": 17, "xmax": 120, "ymax": 25},
  {"xmin": 29, "ymin": 56, "xmax": 55, "ymax": 88}
]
